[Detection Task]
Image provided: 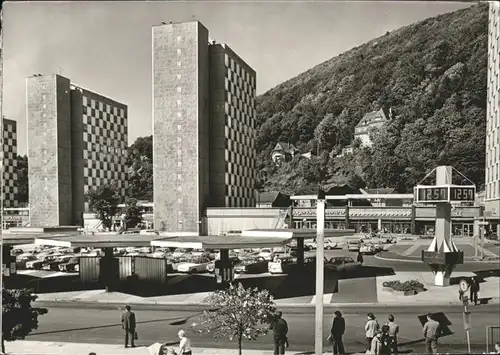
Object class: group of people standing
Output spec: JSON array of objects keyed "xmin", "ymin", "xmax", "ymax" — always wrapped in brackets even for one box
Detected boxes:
[
  {"xmin": 117, "ymin": 305, "xmax": 451, "ymax": 355},
  {"xmin": 328, "ymin": 311, "xmax": 442, "ymax": 355}
]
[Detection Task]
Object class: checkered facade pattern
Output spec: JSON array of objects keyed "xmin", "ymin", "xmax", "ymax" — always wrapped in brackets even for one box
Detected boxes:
[
  {"xmin": 26, "ymin": 74, "xmax": 127, "ymax": 227},
  {"xmin": 220, "ymin": 46, "xmax": 256, "ymax": 208},
  {"xmin": 81, "ymin": 94, "xmax": 128, "ymax": 199},
  {"xmin": 486, "ymin": 1, "xmax": 500, "ymax": 221},
  {"xmin": 1, "ymin": 118, "xmax": 18, "ymax": 208}
]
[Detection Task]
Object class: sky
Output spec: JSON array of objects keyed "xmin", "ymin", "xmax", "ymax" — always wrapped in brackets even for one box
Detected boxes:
[{"xmin": 3, "ymin": 1, "xmax": 474, "ymax": 156}]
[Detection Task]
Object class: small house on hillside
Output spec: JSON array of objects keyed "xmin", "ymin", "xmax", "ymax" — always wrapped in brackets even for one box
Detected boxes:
[
  {"xmin": 354, "ymin": 108, "xmax": 392, "ymax": 147},
  {"xmin": 272, "ymin": 142, "xmax": 299, "ymax": 165},
  {"xmin": 255, "ymin": 191, "xmax": 291, "ymax": 208}
]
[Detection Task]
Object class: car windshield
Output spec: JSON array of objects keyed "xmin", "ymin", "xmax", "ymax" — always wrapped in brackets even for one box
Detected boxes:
[
  {"xmin": 174, "ymin": 249, "xmax": 187, "ymax": 253},
  {"xmin": 189, "ymin": 258, "xmax": 208, "ymax": 264},
  {"xmin": 260, "ymin": 249, "xmax": 272, "ymax": 253}
]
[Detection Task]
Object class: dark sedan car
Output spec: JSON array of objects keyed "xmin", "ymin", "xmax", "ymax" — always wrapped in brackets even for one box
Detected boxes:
[
  {"xmin": 234, "ymin": 256, "xmax": 268, "ymax": 274},
  {"xmin": 42, "ymin": 255, "xmax": 73, "ymax": 271},
  {"xmin": 59, "ymin": 256, "xmax": 81, "ymax": 272}
]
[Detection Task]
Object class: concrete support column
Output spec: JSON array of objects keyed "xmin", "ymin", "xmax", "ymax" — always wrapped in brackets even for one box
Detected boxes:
[
  {"xmin": 315, "ymin": 199, "xmax": 325, "ymax": 355},
  {"xmin": 101, "ymin": 247, "xmax": 119, "ymax": 292},
  {"xmin": 289, "ymin": 206, "xmax": 294, "ymax": 229},
  {"xmin": 411, "ymin": 205, "xmax": 416, "ymax": 235},
  {"xmin": 296, "ymin": 238, "xmax": 304, "ymax": 266},
  {"xmin": 345, "ymin": 205, "xmax": 350, "ymax": 229},
  {"xmin": 377, "ymin": 219, "xmax": 382, "ymax": 231}
]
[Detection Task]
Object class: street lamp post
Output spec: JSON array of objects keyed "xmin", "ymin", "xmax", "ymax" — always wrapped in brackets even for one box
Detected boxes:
[{"xmin": 315, "ymin": 189, "xmax": 326, "ymax": 355}]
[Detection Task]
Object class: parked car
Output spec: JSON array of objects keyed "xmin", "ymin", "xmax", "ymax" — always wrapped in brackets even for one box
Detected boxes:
[
  {"xmin": 268, "ymin": 257, "xmax": 297, "ymax": 274},
  {"xmin": 59, "ymin": 256, "xmax": 81, "ymax": 272},
  {"xmin": 258, "ymin": 248, "xmax": 275, "ymax": 261},
  {"xmin": 234, "ymin": 256, "xmax": 268, "ymax": 274},
  {"xmin": 169, "ymin": 256, "xmax": 189, "ymax": 271},
  {"xmin": 172, "ymin": 248, "xmax": 190, "ymax": 258},
  {"xmin": 191, "ymin": 249, "xmax": 210, "ymax": 258},
  {"xmin": 206, "ymin": 257, "xmax": 239, "ymax": 273},
  {"xmin": 25, "ymin": 254, "xmax": 62, "ymax": 270},
  {"xmin": 151, "ymin": 248, "xmax": 171, "ymax": 258},
  {"xmin": 324, "ymin": 239, "xmax": 338, "ymax": 250},
  {"xmin": 42, "ymin": 255, "xmax": 73, "ymax": 271},
  {"xmin": 359, "ymin": 244, "xmax": 376, "ymax": 255},
  {"xmin": 139, "ymin": 229, "xmax": 159, "ymax": 235},
  {"xmin": 326, "ymin": 256, "xmax": 362, "ymax": 273},
  {"xmin": 177, "ymin": 257, "xmax": 212, "ymax": 273},
  {"xmin": 121, "ymin": 230, "xmax": 140, "ymax": 235},
  {"xmin": 214, "ymin": 250, "xmax": 238, "ymax": 260},
  {"xmin": 16, "ymin": 254, "xmax": 37, "ymax": 269},
  {"xmin": 347, "ymin": 240, "xmax": 361, "ymax": 252},
  {"xmin": 10, "ymin": 248, "xmax": 25, "ymax": 256}
]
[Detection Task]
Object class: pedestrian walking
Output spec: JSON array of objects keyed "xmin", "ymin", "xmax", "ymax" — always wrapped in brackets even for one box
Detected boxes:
[
  {"xmin": 121, "ymin": 305, "xmax": 137, "ymax": 348},
  {"xmin": 423, "ymin": 313, "xmax": 440, "ymax": 354},
  {"xmin": 365, "ymin": 313, "xmax": 380, "ymax": 350},
  {"xmin": 470, "ymin": 277, "xmax": 480, "ymax": 305},
  {"xmin": 270, "ymin": 311, "xmax": 289, "ymax": 355},
  {"xmin": 386, "ymin": 314, "xmax": 399, "ymax": 353},
  {"xmin": 177, "ymin": 330, "xmax": 192, "ymax": 355},
  {"xmin": 328, "ymin": 310, "xmax": 346, "ymax": 354},
  {"xmin": 357, "ymin": 251, "xmax": 364, "ymax": 265}
]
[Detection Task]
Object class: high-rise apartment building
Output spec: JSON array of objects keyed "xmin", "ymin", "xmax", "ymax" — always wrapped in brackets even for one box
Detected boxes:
[
  {"xmin": 152, "ymin": 21, "xmax": 256, "ymax": 234},
  {"xmin": 1, "ymin": 118, "xmax": 18, "ymax": 208},
  {"xmin": 209, "ymin": 44, "xmax": 256, "ymax": 208},
  {"xmin": 485, "ymin": 1, "xmax": 500, "ymax": 236},
  {"xmin": 26, "ymin": 74, "xmax": 128, "ymax": 227}
]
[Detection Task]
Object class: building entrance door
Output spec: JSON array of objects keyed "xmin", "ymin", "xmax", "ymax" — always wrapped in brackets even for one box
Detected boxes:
[{"xmin": 463, "ymin": 224, "xmax": 474, "ymax": 237}]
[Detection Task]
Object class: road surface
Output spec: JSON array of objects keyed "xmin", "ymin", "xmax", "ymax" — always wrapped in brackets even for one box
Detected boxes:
[{"xmin": 28, "ymin": 304, "xmax": 500, "ymax": 353}]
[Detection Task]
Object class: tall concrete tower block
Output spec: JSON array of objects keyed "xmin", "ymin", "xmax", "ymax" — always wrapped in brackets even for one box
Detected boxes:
[
  {"xmin": 152, "ymin": 21, "xmax": 210, "ymax": 234},
  {"xmin": 27, "ymin": 75, "xmax": 73, "ymax": 226}
]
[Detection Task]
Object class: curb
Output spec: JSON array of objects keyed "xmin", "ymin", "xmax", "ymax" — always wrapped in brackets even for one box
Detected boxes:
[
  {"xmin": 374, "ymin": 254, "xmax": 500, "ymax": 264},
  {"xmin": 32, "ymin": 299, "xmax": 500, "ymax": 312}
]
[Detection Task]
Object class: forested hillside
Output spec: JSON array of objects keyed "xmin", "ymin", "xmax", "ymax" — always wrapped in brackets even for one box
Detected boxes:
[{"xmin": 256, "ymin": 4, "xmax": 488, "ymax": 194}]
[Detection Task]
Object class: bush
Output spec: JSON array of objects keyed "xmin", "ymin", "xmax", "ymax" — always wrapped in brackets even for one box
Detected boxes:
[{"xmin": 382, "ymin": 280, "xmax": 426, "ymax": 294}]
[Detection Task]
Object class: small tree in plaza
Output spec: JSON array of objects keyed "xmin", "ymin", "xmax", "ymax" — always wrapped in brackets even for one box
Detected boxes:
[
  {"xmin": 2, "ymin": 288, "xmax": 48, "ymax": 353},
  {"xmin": 123, "ymin": 198, "xmax": 143, "ymax": 230},
  {"xmin": 86, "ymin": 184, "xmax": 120, "ymax": 231},
  {"xmin": 197, "ymin": 283, "xmax": 276, "ymax": 355}
]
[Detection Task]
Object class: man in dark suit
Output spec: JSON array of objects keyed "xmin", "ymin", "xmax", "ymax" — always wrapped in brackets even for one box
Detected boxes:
[
  {"xmin": 121, "ymin": 305, "xmax": 137, "ymax": 348},
  {"xmin": 470, "ymin": 277, "xmax": 480, "ymax": 305},
  {"xmin": 330, "ymin": 310, "xmax": 346, "ymax": 354},
  {"xmin": 271, "ymin": 311, "xmax": 288, "ymax": 355}
]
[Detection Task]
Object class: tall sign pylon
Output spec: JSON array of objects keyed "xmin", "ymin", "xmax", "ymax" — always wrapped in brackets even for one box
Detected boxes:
[{"xmin": 414, "ymin": 166, "xmax": 475, "ymax": 286}]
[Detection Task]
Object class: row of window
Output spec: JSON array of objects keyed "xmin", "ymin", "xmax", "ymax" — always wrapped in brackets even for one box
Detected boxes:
[
  {"xmin": 225, "ymin": 103, "xmax": 255, "ymax": 129},
  {"xmin": 84, "ymin": 176, "xmax": 128, "ymax": 189},
  {"xmin": 486, "ymin": 181, "xmax": 499, "ymax": 200},
  {"xmin": 3, "ymin": 131, "xmax": 16, "ymax": 139},
  {"xmin": 83, "ymin": 109, "xmax": 128, "ymax": 127},
  {"xmin": 82, "ymin": 97, "xmax": 125, "ymax": 117},
  {"xmin": 224, "ymin": 54, "xmax": 255, "ymax": 87}
]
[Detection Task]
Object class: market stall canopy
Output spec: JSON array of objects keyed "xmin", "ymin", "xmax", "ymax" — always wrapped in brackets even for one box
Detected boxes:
[
  {"xmin": 34, "ymin": 233, "xmax": 162, "ymax": 248},
  {"xmin": 151, "ymin": 234, "xmax": 292, "ymax": 249},
  {"xmin": 241, "ymin": 228, "xmax": 357, "ymax": 239}
]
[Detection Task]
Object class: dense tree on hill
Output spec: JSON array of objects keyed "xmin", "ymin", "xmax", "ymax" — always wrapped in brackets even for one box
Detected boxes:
[{"xmin": 255, "ymin": 4, "xmax": 488, "ymax": 192}]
